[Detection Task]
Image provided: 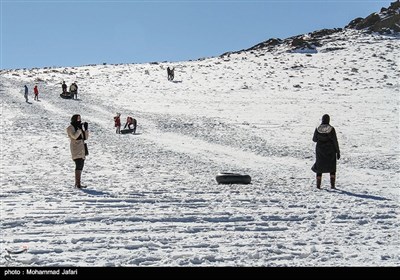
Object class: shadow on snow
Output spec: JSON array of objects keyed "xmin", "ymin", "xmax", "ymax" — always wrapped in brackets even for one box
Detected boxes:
[
  {"xmin": 80, "ymin": 188, "xmax": 111, "ymax": 196},
  {"xmin": 330, "ymin": 188, "xmax": 391, "ymax": 201}
]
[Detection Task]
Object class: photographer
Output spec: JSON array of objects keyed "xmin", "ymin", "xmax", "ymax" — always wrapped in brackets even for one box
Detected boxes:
[{"xmin": 66, "ymin": 114, "xmax": 89, "ymax": 189}]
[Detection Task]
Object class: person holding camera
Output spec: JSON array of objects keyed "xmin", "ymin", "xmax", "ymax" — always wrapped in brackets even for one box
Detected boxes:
[{"xmin": 66, "ymin": 114, "xmax": 89, "ymax": 189}]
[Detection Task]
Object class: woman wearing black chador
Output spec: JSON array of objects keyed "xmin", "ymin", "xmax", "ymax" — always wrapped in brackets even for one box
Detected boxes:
[{"xmin": 311, "ymin": 114, "xmax": 340, "ymax": 189}]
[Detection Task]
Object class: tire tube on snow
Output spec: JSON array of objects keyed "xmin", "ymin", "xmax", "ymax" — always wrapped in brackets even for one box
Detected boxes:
[
  {"xmin": 120, "ymin": 129, "xmax": 135, "ymax": 134},
  {"xmin": 215, "ymin": 173, "xmax": 251, "ymax": 184}
]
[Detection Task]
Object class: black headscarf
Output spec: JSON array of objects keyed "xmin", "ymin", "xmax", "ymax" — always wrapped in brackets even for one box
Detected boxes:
[
  {"xmin": 71, "ymin": 114, "xmax": 82, "ymax": 130},
  {"xmin": 322, "ymin": 114, "xmax": 330, "ymax": 125}
]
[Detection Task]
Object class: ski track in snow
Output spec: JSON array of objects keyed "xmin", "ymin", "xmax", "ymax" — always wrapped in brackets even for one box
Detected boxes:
[{"xmin": 0, "ymin": 30, "xmax": 399, "ymax": 266}]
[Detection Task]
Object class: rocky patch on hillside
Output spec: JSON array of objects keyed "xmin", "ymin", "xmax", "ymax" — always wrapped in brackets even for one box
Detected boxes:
[
  {"xmin": 223, "ymin": 1, "xmax": 399, "ymax": 57},
  {"xmin": 346, "ymin": 0, "xmax": 400, "ymax": 34}
]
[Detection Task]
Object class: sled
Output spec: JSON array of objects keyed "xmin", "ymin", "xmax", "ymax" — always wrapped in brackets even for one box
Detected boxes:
[
  {"xmin": 215, "ymin": 172, "xmax": 251, "ymax": 184},
  {"xmin": 60, "ymin": 92, "xmax": 73, "ymax": 99},
  {"xmin": 120, "ymin": 129, "xmax": 136, "ymax": 134}
]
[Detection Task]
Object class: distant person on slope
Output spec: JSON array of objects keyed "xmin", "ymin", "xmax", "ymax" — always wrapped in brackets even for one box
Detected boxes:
[
  {"xmin": 167, "ymin": 67, "xmax": 175, "ymax": 81},
  {"xmin": 311, "ymin": 114, "xmax": 340, "ymax": 189},
  {"xmin": 24, "ymin": 85, "xmax": 29, "ymax": 102},
  {"xmin": 114, "ymin": 113, "xmax": 121, "ymax": 134},
  {"xmin": 33, "ymin": 85, "xmax": 39, "ymax": 101},
  {"xmin": 167, "ymin": 67, "xmax": 171, "ymax": 80},
  {"xmin": 124, "ymin": 116, "xmax": 137, "ymax": 134},
  {"xmin": 67, "ymin": 114, "xmax": 89, "ymax": 189},
  {"xmin": 62, "ymin": 81, "xmax": 67, "ymax": 95},
  {"xmin": 70, "ymin": 82, "xmax": 78, "ymax": 99}
]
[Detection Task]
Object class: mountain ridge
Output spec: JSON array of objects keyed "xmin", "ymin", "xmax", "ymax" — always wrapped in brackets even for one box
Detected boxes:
[
  {"xmin": 1, "ymin": 2, "xmax": 399, "ymax": 71},
  {"xmin": 223, "ymin": 1, "xmax": 399, "ymax": 58}
]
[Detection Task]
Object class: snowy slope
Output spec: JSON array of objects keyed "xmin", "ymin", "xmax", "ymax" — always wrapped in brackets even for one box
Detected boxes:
[{"xmin": 1, "ymin": 29, "xmax": 399, "ymax": 266}]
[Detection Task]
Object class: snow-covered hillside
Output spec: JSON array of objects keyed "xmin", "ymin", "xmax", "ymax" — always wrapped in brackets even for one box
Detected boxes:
[{"xmin": 1, "ymin": 29, "xmax": 399, "ymax": 266}]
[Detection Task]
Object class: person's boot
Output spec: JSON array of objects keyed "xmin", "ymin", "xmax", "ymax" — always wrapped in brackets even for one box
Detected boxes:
[
  {"xmin": 75, "ymin": 170, "xmax": 86, "ymax": 188},
  {"xmin": 75, "ymin": 170, "xmax": 81, "ymax": 188},
  {"xmin": 316, "ymin": 176, "xmax": 322, "ymax": 189},
  {"xmin": 330, "ymin": 175, "xmax": 336, "ymax": 189}
]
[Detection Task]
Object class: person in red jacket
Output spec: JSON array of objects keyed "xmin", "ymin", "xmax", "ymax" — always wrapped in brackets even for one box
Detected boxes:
[
  {"xmin": 33, "ymin": 85, "xmax": 39, "ymax": 101},
  {"xmin": 114, "ymin": 113, "xmax": 121, "ymax": 134}
]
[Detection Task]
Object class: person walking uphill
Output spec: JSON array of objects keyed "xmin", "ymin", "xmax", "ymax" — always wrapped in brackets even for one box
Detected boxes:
[
  {"xmin": 311, "ymin": 114, "xmax": 340, "ymax": 189},
  {"xmin": 33, "ymin": 85, "xmax": 39, "ymax": 101},
  {"xmin": 24, "ymin": 85, "xmax": 29, "ymax": 102},
  {"xmin": 67, "ymin": 114, "xmax": 89, "ymax": 189}
]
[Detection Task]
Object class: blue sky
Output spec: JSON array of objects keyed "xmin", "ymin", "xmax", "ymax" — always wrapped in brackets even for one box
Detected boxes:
[{"xmin": 1, "ymin": 0, "xmax": 392, "ymax": 70}]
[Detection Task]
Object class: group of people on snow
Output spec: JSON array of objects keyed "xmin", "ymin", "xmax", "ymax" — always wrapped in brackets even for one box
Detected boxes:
[
  {"xmin": 66, "ymin": 112, "xmax": 139, "ymax": 188},
  {"xmin": 23, "ymin": 84, "xmax": 40, "ymax": 102},
  {"xmin": 167, "ymin": 67, "xmax": 175, "ymax": 81},
  {"xmin": 57, "ymin": 66, "xmax": 338, "ymax": 190},
  {"xmin": 66, "ymin": 112, "xmax": 339, "ymax": 190},
  {"xmin": 114, "ymin": 113, "xmax": 137, "ymax": 134},
  {"xmin": 61, "ymin": 81, "xmax": 79, "ymax": 99},
  {"xmin": 24, "ymin": 81, "xmax": 79, "ymax": 102}
]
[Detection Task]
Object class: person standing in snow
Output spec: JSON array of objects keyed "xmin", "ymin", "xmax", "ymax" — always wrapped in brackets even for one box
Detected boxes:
[
  {"xmin": 114, "ymin": 113, "xmax": 121, "ymax": 134},
  {"xmin": 70, "ymin": 82, "xmax": 78, "ymax": 99},
  {"xmin": 24, "ymin": 85, "xmax": 29, "ymax": 102},
  {"xmin": 62, "ymin": 81, "xmax": 67, "ymax": 95},
  {"xmin": 311, "ymin": 114, "xmax": 340, "ymax": 189},
  {"xmin": 167, "ymin": 67, "xmax": 175, "ymax": 81},
  {"xmin": 167, "ymin": 67, "xmax": 171, "ymax": 80},
  {"xmin": 33, "ymin": 85, "xmax": 39, "ymax": 101},
  {"xmin": 67, "ymin": 114, "xmax": 89, "ymax": 189}
]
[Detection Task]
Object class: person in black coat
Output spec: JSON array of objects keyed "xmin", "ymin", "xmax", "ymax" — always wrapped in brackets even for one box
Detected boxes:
[
  {"xmin": 311, "ymin": 114, "xmax": 340, "ymax": 189},
  {"xmin": 62, "ymin": 81, "xmax": 67, "ymax": 94},
  {"xmin": 167, "ymin": 67, "xmax": 175, "ymax": 81}
]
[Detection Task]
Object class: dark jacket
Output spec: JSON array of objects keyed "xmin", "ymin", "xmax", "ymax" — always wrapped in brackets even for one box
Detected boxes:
[{"xmin": 312, "ymin": 124, "xmax": 340, "ymax": 173}]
